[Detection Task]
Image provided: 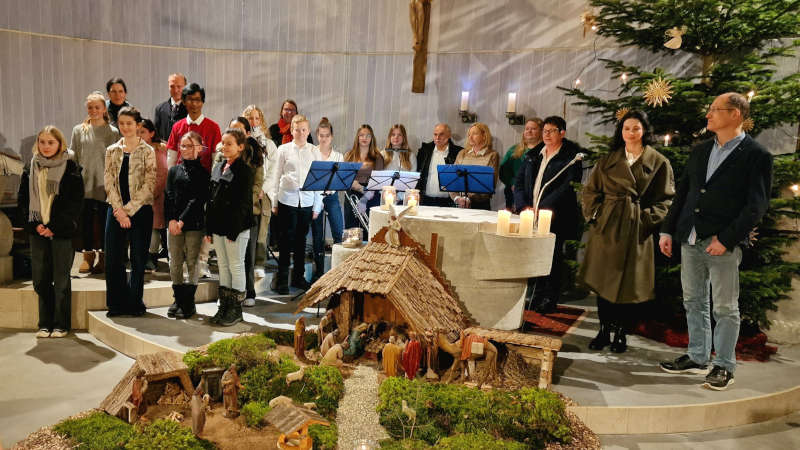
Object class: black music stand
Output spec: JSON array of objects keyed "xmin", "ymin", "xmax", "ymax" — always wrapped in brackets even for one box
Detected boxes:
[
  {"xmin": 301, "ymin": 161, "xmax": 362, "ymax": 193},
  {"xmin": 437, "ymin": 164, "xmax": 495, "ymax": 204}
]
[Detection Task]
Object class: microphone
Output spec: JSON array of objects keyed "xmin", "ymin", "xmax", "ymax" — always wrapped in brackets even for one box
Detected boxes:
[{"xmin": 533, "ymin": 151, "xmax": 585, "ymax": 215}]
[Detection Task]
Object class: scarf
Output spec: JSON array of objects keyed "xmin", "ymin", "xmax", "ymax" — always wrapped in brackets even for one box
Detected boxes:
[
  {"xmin": 278, "ymin": 117, "xmax": 292, "ymax": 144},
  {"xmin": 29, "ymin": 152, "xmax": 68, "ymax": 224}
]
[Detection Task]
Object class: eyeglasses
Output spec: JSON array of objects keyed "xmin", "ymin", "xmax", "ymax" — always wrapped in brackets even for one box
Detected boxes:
[
  {"xmin": 542, "ymin": 128, "xmax": 561, "ymax": 135},
  {"xmin": 184, "ymin": 97, "xmax": 203, "ymax": 104},
  {"xmin": 706, "ymin": 107, "xmax": 735, "ymax": 114}
]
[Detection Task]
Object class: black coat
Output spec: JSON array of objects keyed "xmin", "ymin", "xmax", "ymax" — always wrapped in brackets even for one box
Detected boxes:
[
  {"xmin": 154, "ymin": 99, "xmax": 188, "ymax": 142},
  {"xmin": 513, "ymin": 139, "xmax": 583, "ymax": 238},
  {"xmin": 415, "ymin": 139, "xmax": 462, "ymax": 196},
  {"xmin": 661, "ymin": 135, "xmax": 773, "ymax": 249},
  {"xmin": 18, "ymin": 159, "xmax": 84, "ymax": 238},
  {"xmin": 165, "ymin": 159, "xmax": 210, "ymax": 231},
  {"xmin": 206, "ymin": 157, "xmax": 254, "ymax": 241}
]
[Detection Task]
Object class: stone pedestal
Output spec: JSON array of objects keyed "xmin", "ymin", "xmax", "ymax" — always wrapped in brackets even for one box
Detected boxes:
[
  {"xmin": 368, "ymin": 206, "xmax": 555, "ymax": 330},
  {"xmin": 331, "ymin": 244, "xmax": 363, "ymax": 269}
]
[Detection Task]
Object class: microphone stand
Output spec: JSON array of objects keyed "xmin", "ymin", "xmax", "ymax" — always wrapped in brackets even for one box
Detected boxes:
[{"xmin": 532, "ymin": 152, "xmax": 585, "ymax": 220}]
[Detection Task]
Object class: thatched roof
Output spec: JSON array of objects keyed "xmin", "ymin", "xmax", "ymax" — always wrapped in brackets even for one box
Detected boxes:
[
  {"xmin": 463, "ymin": 327, "xmax": 562, "ymax": 351},
  {"xmin": 100, "ymin": 352, "xmax": 193, "ymax": 416},
  {"xmin": 264, "ymin": 403, "xmax": 329, "ymax": 434},
  {"xmin": 295, "ymin": 241, "xmax": 472, "ymax": 336}
]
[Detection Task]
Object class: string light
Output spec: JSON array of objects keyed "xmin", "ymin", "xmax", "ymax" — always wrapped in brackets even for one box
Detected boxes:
[
  {"xmin": 747, "ymin": 90, "xmax": 755, "ymax": 101},
  {"xmin": 591, "ymin": 25, "xmax": 598, "ymax": 31},
  {"xmin": 791, "ymin": 184, "xmax": 799, "ymax": 196},
  {"xmin": 664, "ymin": 134, "xmax": 671, "ymax": 146},
  {"xmin": 621, "ymin": 73, "xmax": 628, "ymax": 82},
  {"xmin": 575, "ymin": 78, "xmax": 581, "ymax": 87}
]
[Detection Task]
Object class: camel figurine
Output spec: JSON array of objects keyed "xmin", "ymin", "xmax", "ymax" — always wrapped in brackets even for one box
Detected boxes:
[{"xmin": 434, "ymin": 330, "xmax": 497, "ymax": 388}]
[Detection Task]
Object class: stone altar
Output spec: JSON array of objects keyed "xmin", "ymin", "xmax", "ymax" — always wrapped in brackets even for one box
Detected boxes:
[{"xmin": 368, "ymin": 206, "xmax": 555, "ymax": 330}]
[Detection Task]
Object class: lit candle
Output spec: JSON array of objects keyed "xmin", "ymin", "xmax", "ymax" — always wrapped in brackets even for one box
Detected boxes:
[
  {"xmin": 664, "ymin": 134, "xmax": 670, "ymax": 146},
  {"xmin": 460, "ymin": 91, "xmax": 470, "ymax": 111},
  {"xmin": 507, "ymin": 92, "xmax": 517, "ymax": 113},
  {"xmin": 537, "ymin": 209, "xmax": 552, "ymax": 235},
  {"xmin": 382, "ymin": 193, "xmax": 395, "ymax": 210},
  {"xmin": 405, "ymin": 188, "xmax": 419, "ymax": 214},
  {"xmin": 518, "ymin": 209, "xmax": 534, "ymax": 237},
  {"xmin": 496, "ymin": 210, "xmax": 511, "ymax": 236},
  {"xmin": 791, "ymin": 184, "xmax": 799, "ymax": 196}
]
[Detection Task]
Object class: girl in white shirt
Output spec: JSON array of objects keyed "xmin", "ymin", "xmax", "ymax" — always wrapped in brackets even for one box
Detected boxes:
[{"xmin": 310, "ymin": 118, "xmax": 345, "ymax": 281}]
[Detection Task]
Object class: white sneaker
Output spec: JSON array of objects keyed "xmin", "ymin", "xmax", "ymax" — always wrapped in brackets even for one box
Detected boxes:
[
  {"xmin": 50, "ymin": 329, "xmax": 68, "ymax": 338},
  {"xmin": 243, "ymin": 297, "xmax": 256, "ymax": 307},
  {"xmin": 36, "ymin": 329, "xmax": 51, "ymax": 338}
]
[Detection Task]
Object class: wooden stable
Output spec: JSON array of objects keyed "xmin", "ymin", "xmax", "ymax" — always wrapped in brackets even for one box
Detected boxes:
[
  {"xmin": 265, "ymin": 403, "xmax": 330, "ymax": 450},
  {"xmin": 99, "ymin": 352, "xmax": 194, "ymax": 422}
]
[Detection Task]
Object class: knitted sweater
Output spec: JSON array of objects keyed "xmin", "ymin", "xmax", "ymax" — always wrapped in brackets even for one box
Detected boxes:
[{"xmin": 70, "ymin": 123, "xmax": 120, "ymax": 201}]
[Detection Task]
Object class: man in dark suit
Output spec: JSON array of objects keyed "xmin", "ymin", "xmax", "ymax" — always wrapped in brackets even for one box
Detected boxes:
[
  {"xmin": 154, "ymin": 73, "xmax": 188, "ymax": 144},
  {"xmin": 416, "ymin": 123, "xmax": 462, "ymax": 206},
  {"xmin": 514, "ymin": 116, "xmax": 583, "ymax": 314},
  {"xmin": 659, "ymin": 92, "xmax": 773, "ymax": 391}
]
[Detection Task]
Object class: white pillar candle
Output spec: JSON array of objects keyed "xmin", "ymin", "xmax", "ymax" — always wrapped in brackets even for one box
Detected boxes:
[
  {"xmin": 496, "ymin": 210, "xmax": 511, "ymax": 235},
  {"xmin": 507, "ymin": 92, "xmax": 517, "ymax": 113},
  {"xmin": 382, "ymin": 192, "xmax": 395, "ymax": 210},
  {"xmin": 460, "ymin": 91, "xmax": 470, "ymax": 111},
  {"xmin": 518, "ymin": 209, "xmax": 534, "ymax": 237},
  {"xmin": 664, "ymin": 134, "xmax": 670, "ymax": 146},
  {"xmin": 537, "ymin": 209, "xmax": 552, "ymax": 235}
]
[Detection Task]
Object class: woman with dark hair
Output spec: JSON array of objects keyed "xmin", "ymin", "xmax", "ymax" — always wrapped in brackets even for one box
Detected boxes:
[
  {"xmin": 580, "ymin": 110, "xmax": 675, "ymax": 353},
  {"xmin": 222, "ymin": 117, "xmax": 265, "ymax": 307},
  {"xmin": 105, "ymin": 77, "xmax": 130, "ymax": 127},
  {"xmin": 70, "ymin": 91, "xmax": 119, "ymax": 274},
  {"xmin": 19, "ymin": 126, "xmax": 84, "ymax": 338},
  {"xmin": 139, "ymin": 118, "xmax": 168, "ymax": 272},
  {"xmin": 343, "ymin": 124, "xmax": 384, "ymax": 233},
  {"xmin": 104, "ymin": 106, "xmax": 156, "ymax": 317},
  {"xmin": 268, "ymin": 99, "xmax": 313, "ymax": 148},
  {"xmin": 206, "ymin": 128, "xmax": 255, "ymax": 326}
]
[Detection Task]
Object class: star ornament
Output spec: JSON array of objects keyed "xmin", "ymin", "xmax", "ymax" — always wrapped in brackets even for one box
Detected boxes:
[
  {"xmin": 644, "ymin": 77, "xmax": 674, "ymax": 107},
  {"xmin": 615, "ymin": 107, "xmax": 631, "ymax": 121},
  {"xmin": 742, "ymin": 117, "xmax": 754, "ymax": 132}
]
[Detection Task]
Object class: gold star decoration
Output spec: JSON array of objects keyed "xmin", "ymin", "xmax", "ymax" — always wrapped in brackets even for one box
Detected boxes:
[
  {"xmin": 742, "ymin": 117, "xmax": 754, "ymax": 132},
  {"xmin": 643, "ymin": 77, "xmax": 674, "ymax": 107},
  {"xmin": 581, "ymin": 10, "xmax": 598, "ymax": 38},
  {"xmin": 615, "ymin": 107, "xmax": 630, "ymax": 121}
]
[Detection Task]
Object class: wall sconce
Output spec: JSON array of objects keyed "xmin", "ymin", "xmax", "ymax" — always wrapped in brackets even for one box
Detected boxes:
[
  {"xmin": 459, "ymin": 91, "xmax": 476, "ymax": 123},
  {"xmin": 505, "ymin": 92, "xmax": 524, "ymax": 125}
]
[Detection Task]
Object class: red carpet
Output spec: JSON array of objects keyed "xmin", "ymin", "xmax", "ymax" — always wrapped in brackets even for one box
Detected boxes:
[
  {"xmin": 523, "ymin": 305, "xmax": 585, "ymax": 337},
  {"xmin": 633, "ymin": 320, "xmax": 778, "ymax": 362}
]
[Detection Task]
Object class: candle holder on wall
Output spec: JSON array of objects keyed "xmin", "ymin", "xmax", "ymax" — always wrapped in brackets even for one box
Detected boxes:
[
  {"xmin": 505, "ymin": 92, "xmax": 524, "ymax": 125},
  {"xmin": 459, "ymin": 91, "xmax": 477, "ymax": 123}
]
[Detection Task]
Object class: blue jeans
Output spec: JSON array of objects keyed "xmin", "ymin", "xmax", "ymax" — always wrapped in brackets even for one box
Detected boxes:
[
  {"xmin": 214, "ymin": 229, "xmax": 249, "ymax": 292},
  {"xmin": 311, "ymin": 194, "xmax": 344, "ymax": 276},
  {"xmin": 105, "ymin": 205, "xmax": 153, "ymax": 314},
  {"xmin": 681, "ymin": 237, "xmax": 742, "ymax": 373}
]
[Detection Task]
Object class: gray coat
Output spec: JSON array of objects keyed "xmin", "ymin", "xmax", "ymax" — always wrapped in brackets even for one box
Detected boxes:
[{"xmin": 579, "ymin": 146, "xmax": 675, "ymax": 304}]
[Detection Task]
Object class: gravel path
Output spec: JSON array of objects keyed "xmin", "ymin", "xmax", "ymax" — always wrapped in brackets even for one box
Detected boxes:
[{"xmin": 336, "ymin": 365, "xmax": 389, "ymax": 449}]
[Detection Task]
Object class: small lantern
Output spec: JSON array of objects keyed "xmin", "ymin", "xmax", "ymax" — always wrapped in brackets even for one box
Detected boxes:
[
  {"xmin": 404, "ymin": 188, "xmax": 420, "ymax": 215},
  {"xmin": 381, "ymin": 185, "xmax": 397, "ymax": 210},
  {"xmin": 342, "ymin": 227, "xmax": 363, "ymax": 248}
]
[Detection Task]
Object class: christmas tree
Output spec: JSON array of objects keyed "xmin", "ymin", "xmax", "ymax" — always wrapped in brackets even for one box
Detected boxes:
[{"xmin": 563, "ymin": 0, "xmax": 800, "ymax": 330}]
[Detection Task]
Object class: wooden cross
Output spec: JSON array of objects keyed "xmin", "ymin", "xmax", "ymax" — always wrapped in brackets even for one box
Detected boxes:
[{"xmin": 410, "ymin": 0, "xmax": 432, "ymax": 93}]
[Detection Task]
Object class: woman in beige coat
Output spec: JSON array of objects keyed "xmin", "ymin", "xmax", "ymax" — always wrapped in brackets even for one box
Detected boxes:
[{"xmin": 579, "ymin": 110, "xmax": 675, "ymax": 353}]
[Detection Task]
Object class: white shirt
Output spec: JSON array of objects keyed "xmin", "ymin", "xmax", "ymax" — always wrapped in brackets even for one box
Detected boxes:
[
  {"xmin": 625, "ymin": 149, "xmax": 641, "ymax": 166},
  {"xmin": 532, "ymin": 145, "xmax": 561, "ymax": 209},
  {"xmin": 186, "ymin": 114, "xmax": 205, "ymax": 126},
  {"xmin": 384, "ymin": 149, "xmax": 417, "ymax": 172},
  {"xmin": 425, "ymin": 145, "xmax": 449, "ymax": 197},
  {"xmin": 316, "ymin": 147, "xmax": 345, "ymax": 195},
  {"xmin": 270, "ymin": 141, "xmax": 323, "ymax": 213},
  {"xmin": 170, "ymin": 98, "xmax": 182, "ymax": 107}
]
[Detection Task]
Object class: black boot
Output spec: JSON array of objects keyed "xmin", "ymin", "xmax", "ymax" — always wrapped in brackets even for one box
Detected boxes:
[
  {"xmin": 588, "ymin": 323, "xmax": 612, "ymax": 350},
  {"xmin": 534, "ymin": 297, "xmax": 557, "ymax": 315},
  {"xmin": 175, "ymin": 284, "xmax": 197, "ymax": 319},
  {"xmin": 210, "ymin": 287, "xmax": 228, "ymax": 324},
  {"xmin": 168, "ymin": 285, "xmax": 181, "ymax": 318},
  {"xmin": 274, "ymin": 272, "xmax": 290, "ymax": 295},
  {"xmin": 610, "ymin": 325, "xmax": 627, "ymax": 353},
  {"xmin": 219, "ymin": 290, "xmax": 244, "ymax": 327}
]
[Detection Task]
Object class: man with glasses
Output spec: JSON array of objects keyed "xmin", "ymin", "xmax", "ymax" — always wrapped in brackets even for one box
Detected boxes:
[
  {"xmin": 166, "ymin": 83, "xmax": 221, "ymax": 173},
  {"xmin": 659, "ymin": 92, "xmax": 773, "ymax": 391},
  {"xmin": 514, "ymin": 116, "xmax": 583, "ymax": 314}
]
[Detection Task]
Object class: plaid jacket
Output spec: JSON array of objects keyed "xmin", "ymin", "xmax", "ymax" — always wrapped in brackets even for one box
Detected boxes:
[{"xmin": 104, "ymin": 138, "xmax": 156, "ymax": 216}]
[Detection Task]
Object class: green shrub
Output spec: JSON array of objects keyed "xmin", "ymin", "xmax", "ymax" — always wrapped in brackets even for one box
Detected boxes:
[
  {"xmin": 309, "ymin": 423, "xmax": 338, "ymax": 450},
  {"xmin": 261, "ymin": 329, "xmax": 318, "ymax": 350},
  {"xmin": 53, "ymin": 412, "xmax": 214, "ymax": 449},
  {"xmin": 183, "ymin": 334, "xmax": 276, "ymax": 377},
  {"xmin": 53, "ymin": 411, "xmax": 135, "ymax": 449},
  {"xmin": 127, "ymin": 419, "xmax": 214, "ymax": 450},
  {"xmin": 241, "ymin": 401, "xmax": 272, "ymax": 428},
  {"xmin": 437, "ymin": 432, "xmax": 528, "ymax": 449},
  {"xmin": 240, "ymin": 355, "xmax": 300, "ymax": 404},
  {"xmin": 379, "ymin": 438, "xmax": 430, "ymax": 450},
  {"xmin": 377, "ymin": 378, "xmax": 571, "ymax": 447}
]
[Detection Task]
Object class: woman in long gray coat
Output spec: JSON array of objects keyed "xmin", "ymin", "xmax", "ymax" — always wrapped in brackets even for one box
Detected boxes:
[{"xmin": 579, "ymin": 110, "xmax": 674, "ymax": 353}]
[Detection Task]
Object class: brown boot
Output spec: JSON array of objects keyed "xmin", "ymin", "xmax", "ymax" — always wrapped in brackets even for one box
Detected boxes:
[
  {"xmin": 79, "ymin": 251, "xmax": 95, "ymax": 273},
  {"xmin": 91, "ymin": 251, "xmax": 105, "ymax": 274}
]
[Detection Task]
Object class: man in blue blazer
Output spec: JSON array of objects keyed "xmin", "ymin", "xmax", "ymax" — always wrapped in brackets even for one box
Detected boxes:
[{"xmin": 659, "ymin": 92, "xmax": 773, "ymax": 390}]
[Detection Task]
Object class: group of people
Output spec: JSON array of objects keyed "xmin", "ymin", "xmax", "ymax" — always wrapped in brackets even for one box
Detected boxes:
[{"xmin": 20, "ymin": 78, "xmax": 770, "ymax": 390}]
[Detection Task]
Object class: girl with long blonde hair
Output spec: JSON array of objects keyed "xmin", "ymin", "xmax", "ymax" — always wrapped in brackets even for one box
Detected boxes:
[{"xmin": 343, "ymin": 124, "xmax": 384, "ymax": 232}]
